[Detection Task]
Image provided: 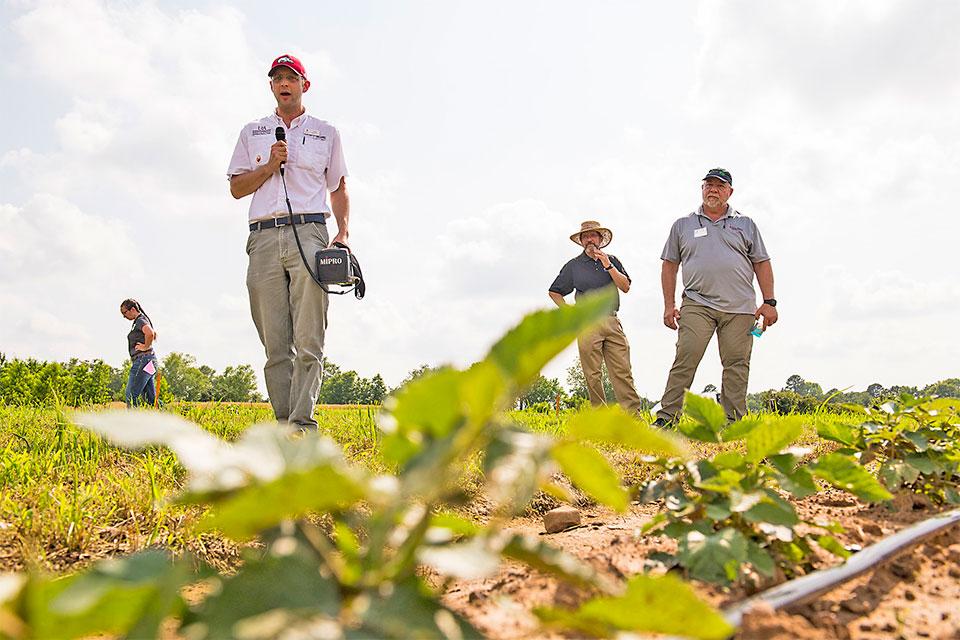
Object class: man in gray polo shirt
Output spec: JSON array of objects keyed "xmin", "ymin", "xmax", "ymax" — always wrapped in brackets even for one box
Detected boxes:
[
  {"xmin": 655, "ymin": 168, "xmax": 778, "ymax": 425},
  {"xmin": 549, "ymin": 220, "xmax": 643, "ymax": 414}
]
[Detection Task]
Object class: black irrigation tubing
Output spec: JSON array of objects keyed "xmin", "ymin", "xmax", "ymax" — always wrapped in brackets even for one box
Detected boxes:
[{"xmin": 722, "ymin": 507, "xmax": 960, "ymax": 630}]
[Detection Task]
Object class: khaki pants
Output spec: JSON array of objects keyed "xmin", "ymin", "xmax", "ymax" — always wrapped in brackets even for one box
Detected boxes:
[
  {"xmin": 658, "ymin": 301, "xmax": 754, "ymax": 422},
  {"xmin": 577, "ymin": 315, "xmax": 643, "ymax": 414},
  {"xmin": 246, "ymin": 222, "xmax": 329, "ymax": 428}
]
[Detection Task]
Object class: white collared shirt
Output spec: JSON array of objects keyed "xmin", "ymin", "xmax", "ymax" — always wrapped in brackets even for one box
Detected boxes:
[{"xmin": 227, "ymin": 111, "xmax": 348, "ymax": 222}]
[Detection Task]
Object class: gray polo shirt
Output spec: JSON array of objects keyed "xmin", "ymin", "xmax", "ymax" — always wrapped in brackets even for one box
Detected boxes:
[
  {"xmin": 660, "ymin": 207, "xmax": 770, "ymax": 314},
  {"xmin": 549, "ymin": 252, "xmax": 630, "ymax": 313}
]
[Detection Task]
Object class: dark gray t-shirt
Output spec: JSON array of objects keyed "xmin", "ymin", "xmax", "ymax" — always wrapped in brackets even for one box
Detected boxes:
[
  {"xmin": 549, "ymin": 252, "xmax": 630, "ymax": 313},
  {"xmin": 660, "ymin": 207, "xmax": 770, "ymax": 314},
  {"xmin": 127, "ymin": 314, "xmax": 154, "ymax": 359}
]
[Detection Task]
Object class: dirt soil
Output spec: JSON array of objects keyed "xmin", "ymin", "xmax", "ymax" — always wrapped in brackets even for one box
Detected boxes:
[{"xmin": 442, "ymin": 490, "xmax": 960, "ymax": 639}]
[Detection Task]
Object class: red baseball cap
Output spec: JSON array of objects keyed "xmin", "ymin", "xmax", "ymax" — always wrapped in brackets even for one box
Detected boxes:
[{"xmin": 269, "ymin": 54, "xmax": 308, "ymax": 80}]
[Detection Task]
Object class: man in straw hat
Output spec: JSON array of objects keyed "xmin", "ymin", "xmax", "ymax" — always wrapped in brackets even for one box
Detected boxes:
[
  {"xmin": 549, "ymin": 221, "xmax": 643, "ymax": 414},
  {"xmin": 655, "ymin": 168, "xmax": 777, "ymax": 426}
]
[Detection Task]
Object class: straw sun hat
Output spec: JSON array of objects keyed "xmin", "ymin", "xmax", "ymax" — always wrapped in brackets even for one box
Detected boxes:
[{"xmin": 569, "ymin": 220, "xmax": 612, "ymax": 248}]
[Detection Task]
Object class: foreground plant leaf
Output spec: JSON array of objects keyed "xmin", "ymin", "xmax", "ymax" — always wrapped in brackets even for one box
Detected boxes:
[
  {"xmin": 565, "ymin": 405, "xmax": 689, "ymax": 458},
  {"xmin": 743, "ymin": 417, "xmax": 804, "ymax": 463},
  {"xmin": 193, "ymin": 462, "xmax": 365, "ymax": 540},
  {"xmin": 810, "ymin": 453, "xmax": 894, "ymax": 502},
  {"xmin": 14, "ymin": 551, "xmax": 189, "ymax": 640},
  {"xmin": 536, "ymin": 573, "xmax": 733, "ymax": 640},
  {"xmin": 355, "ymin": 578, "xmax": 483, "ymax": 639},
  {"xmin": 183, "ymin": 537, "xmax": 340, "ymax": 639},
  {"xmin": 682, "ymin": 393, "xmax": 727, "ymax": 441},
  {"xmin": 551, "ymin": 441, "xmax": 629, "ymax": 511},
  {"xmin": 486, "ymin": 287, "xmax": 616, "ymax": 390},
  {"xmin": 382, "ymin": 363, "xmax": 505, "ymax": 471},
  {"xmin": 678, "ymin": 528, "xmax": 749, "ymax": 584}
]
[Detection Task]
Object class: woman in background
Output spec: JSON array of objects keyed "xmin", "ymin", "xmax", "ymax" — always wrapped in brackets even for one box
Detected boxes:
[{"xmin": 120, "ymin": 298, "xmax": 158, "ymax": 407}]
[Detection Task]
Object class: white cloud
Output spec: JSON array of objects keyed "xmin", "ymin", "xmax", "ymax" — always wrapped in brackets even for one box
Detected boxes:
[{"xmin": 0, "ymin": 194, "xmax": 139, "ymax": 279}]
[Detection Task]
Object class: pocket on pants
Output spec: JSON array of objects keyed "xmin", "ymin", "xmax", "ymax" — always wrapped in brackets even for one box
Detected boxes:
[{"xmin": 308, "ymin": 222, "xmax": 329, "ymax": 248}]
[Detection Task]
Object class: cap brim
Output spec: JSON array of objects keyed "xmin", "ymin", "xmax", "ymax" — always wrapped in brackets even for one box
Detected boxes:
[
  {"xmin": 269, "ymin": 63, "xmax": 304, "ymax": 77},
  {"xmin": 703, "ymin": 174, "xmax": 731, "ymax": 184}
]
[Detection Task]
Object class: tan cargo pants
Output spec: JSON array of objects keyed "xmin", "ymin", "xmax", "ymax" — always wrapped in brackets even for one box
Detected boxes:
[
  {"xmin": 658, "ymin": 301, "xmax": 755, "ymax": 422},
  {"xmin": 577, "ymin": 314, "xmax": 643, "ymax": 414},
  {"xmin": 246, "ymin": 222, "xmax": 329, "ymax": 429}
]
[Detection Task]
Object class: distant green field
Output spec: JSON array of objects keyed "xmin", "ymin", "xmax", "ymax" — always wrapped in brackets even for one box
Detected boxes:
[{"xmin": 0, "ymin": 402, "xmax": 874, "ymax": 573}]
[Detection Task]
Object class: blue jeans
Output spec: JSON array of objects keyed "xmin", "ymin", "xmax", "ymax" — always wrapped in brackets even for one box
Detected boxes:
[{"xmin": 126, "ymin": 353, "xmax": 158, "ymax": 407}]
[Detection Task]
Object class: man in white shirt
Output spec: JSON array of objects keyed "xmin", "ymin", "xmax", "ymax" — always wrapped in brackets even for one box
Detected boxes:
[{"xmin": 227, "ymin": 53, "xmax": 350, "ymax": 430}]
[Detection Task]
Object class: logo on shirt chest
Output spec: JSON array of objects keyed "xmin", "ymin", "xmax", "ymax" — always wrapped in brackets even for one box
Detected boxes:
[{"xmin": 251, "ymin": 125, "xmax": 271, "ymax": 136}]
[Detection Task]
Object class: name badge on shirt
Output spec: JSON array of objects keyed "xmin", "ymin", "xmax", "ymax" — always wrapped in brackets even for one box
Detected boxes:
[
  {"xmin": 304, "ymin": 129, "xmax": 326, "ymax": 140},
  {"xmin": 694, "ymin": 227, "xmax": 708, "ymax": 238}
]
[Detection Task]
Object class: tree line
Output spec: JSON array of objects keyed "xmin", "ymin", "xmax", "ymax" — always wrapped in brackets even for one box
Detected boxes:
[
  {"xmin": 0, "ymin": 352, "xmax": 389, "ymax": 407},
  {"xmin": 746, "ymin": 374, "xmax": 960, "ymax": 414},
  {"xmin": 0, "ymin": 352, "xmax": 263, "ymax": 406},
  {"xmin": 2, "ymin": 351, "xmax": 956, "ymax": 412},
  {"xmin": 517, "ymin": 363, "xmax": 960, "ymax": 415}
]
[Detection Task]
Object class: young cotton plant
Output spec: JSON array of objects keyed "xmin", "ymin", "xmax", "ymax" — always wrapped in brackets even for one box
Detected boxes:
[
  {"xmin": 636, "ymin": 393, "xmax": 892, "ymax": 585},
  {"xmin": 818, "ymin": 395, "xmax": 960, "ymax": 504},
  {"xmin": 0, "ymin": 288, "xmax": 732, "ymax": 640}
]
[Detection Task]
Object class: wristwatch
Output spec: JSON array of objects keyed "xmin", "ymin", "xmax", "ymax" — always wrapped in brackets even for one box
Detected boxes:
[
  {"xmin": 604, "ymin": 264, "xmax": 614, "ymax": 271},
  {"xmin": 763, "ymin": 298, "xmax": 777, "ymax": 307}
]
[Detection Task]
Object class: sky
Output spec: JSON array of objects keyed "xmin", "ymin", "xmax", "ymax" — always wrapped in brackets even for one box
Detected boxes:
[{"xmin": 1, "ymin": 0, "xmax": 958, "ymax": 399}]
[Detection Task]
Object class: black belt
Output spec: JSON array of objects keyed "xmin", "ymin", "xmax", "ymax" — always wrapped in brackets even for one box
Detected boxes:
[{"xmin": 250, "ymin": 214, "xmax": 327, "ymax": 231}]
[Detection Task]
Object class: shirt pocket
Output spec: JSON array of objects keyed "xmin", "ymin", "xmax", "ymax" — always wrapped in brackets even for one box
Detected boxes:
[
  {"xmin": 296, "ymin": 135, "xmax": 331, "ymax": 173},
  {"xmin": 247, "ymin": 137, "xmax": 273, "ymax": 168}
]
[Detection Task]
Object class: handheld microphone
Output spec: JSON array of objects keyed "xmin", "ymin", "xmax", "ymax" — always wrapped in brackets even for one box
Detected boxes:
[{"xmin": 275, "ymin": 127, "xmax": 286, "ymax": 175}]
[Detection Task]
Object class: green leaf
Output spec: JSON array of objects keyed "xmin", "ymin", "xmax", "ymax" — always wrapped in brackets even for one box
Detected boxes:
[
  {"xmin": 683, "ymin": 393, "xmax": 727, "ymax": 437},
  {"xmin": 486, "ymin": 287, "xmax": 616, "ymax": 390},
  {"xmin": 541, "ymin": 574, "xmax": 734, "ymax": 640},
  {"xmin": 904, "ymin": 454, "xmax": 936, "ymax": 475},
  {"xmin": 810, "ymin": 453, "xmax": 893, "ymax": 502},
  {"xmin": 428, "ymin": 511, "xmax": 482, "ymax": 538},
  {"xmin": 357, "ymin": 578, "xmax": 483, "ymax": 639},
  {"xmin": 695, "ymin": 469, "xmax": 745, "ymax": 494},
  {"xmin": 744, "ymin": 417, "xmax": 804, "ymax": 463},
  {"xmin": 816, "ymin": 535, "xmax": 852, "ymax": 559},
  {"xmin": 25, "ymin": 550, "xmax": 188, "ymax": 640},
  {"xmin": 712, "ymin": 451, "xmax": 746, "ymax": 470},
  {"xmin": 384, "ymin": 363, "xmax": 505, "ymax": 469},
  {"xmin": 566, "ymin": 405, "xmax": 689, "ymax": 458},
  {"xmin": 816, "ymin": 421, "xmax": 857, "ymax": 446},
  {"xmin": 721, "ymin": 416, "xmax": 763, "ymax": 442},
  {"xmin": 195, "ymin": 464, "xmax": 364, "ymax": 540},
  {"xmin": 677, "ymin": 420, "xmax": 720, "ymax": 443},
  {"xmin": 678, "ymin": 528, "xmax": 749, "ymax": 584},
  {"xmin": 772, "ymin": 464, "xmax": 819, "ymax": 499},
  {"xmin": 746, "ymin": 541, "xmax": 776, "ymax": 577},
  {"xmin": 744, "ymin": 499, "xmax": 799, "ymax": 527},
  {"xmin": 902, "ymin": 431, "xmax": 930, "ymax": 452},
  {"xmin": 704, "ymin": 499, "xmax": 733, "ymax": 522},
  {"xmin": 551, "ymin": 441, "xmax": 629, "ymax": 511},
  {"xmin": 879, "ymin": 461, "xmax": 904, "ymax": 490},
  {"xmin": 185, "ymin": 539, "xmax": 340, "ymax": 639}
]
